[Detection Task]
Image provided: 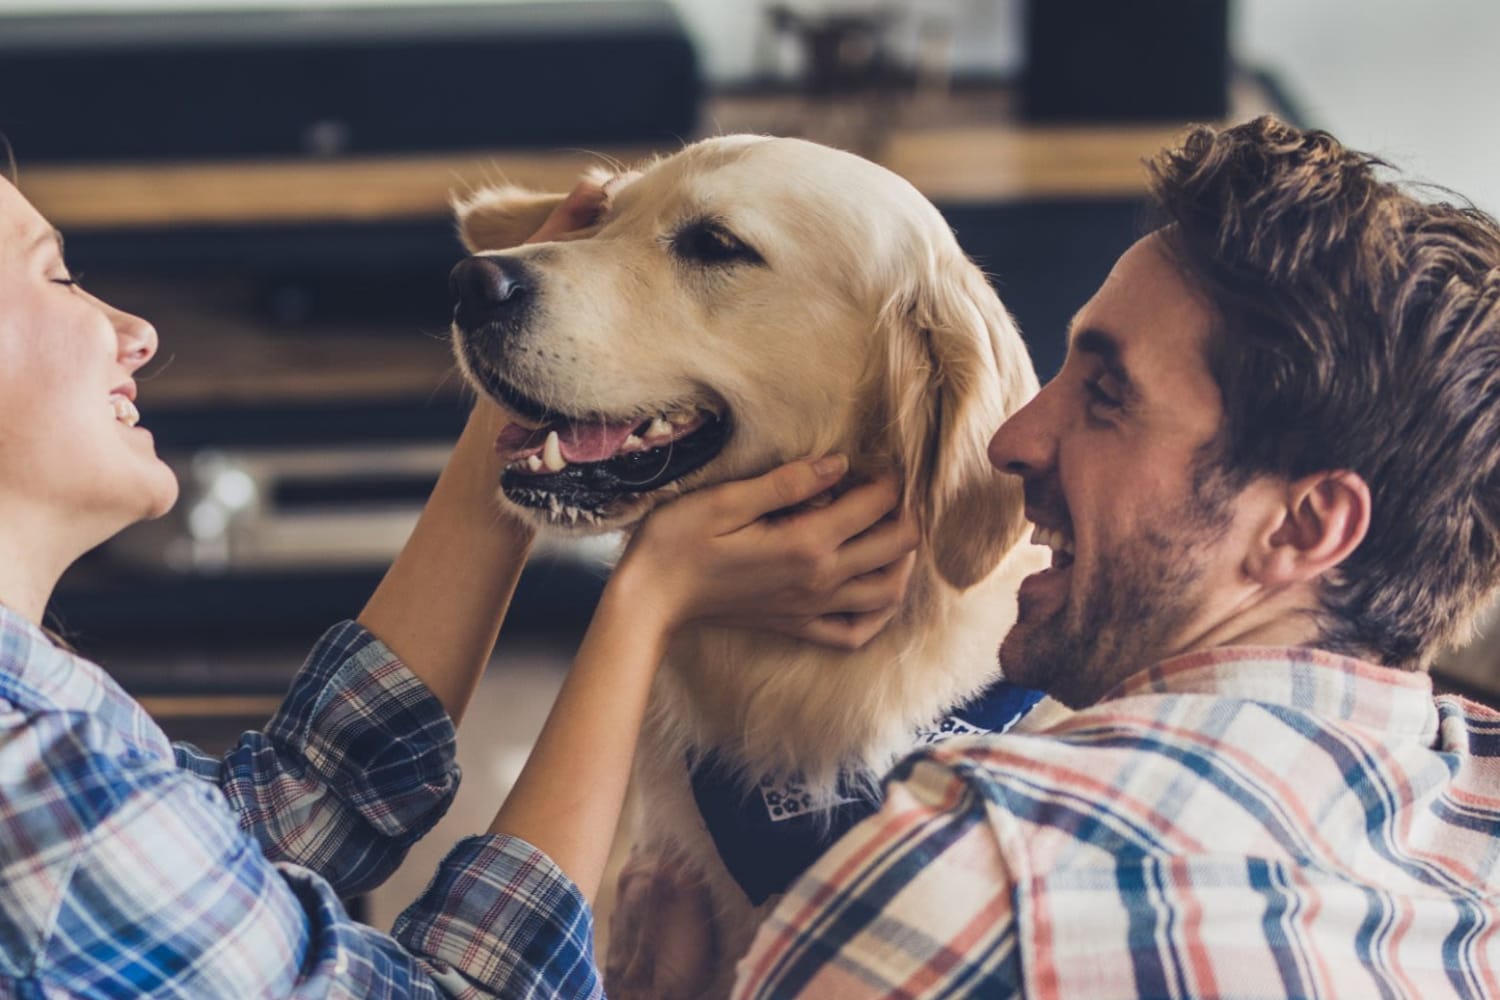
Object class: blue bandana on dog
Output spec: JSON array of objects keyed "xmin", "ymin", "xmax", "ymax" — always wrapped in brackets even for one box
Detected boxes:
[{"xmin": 689, "ymin": 679, "xmax": 1044, "ymax": 905}]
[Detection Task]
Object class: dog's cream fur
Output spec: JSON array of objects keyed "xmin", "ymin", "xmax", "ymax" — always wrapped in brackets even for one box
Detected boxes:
[{"xmin": 452, "ymin": 135, "xmax": 1048, "ymax": 998}]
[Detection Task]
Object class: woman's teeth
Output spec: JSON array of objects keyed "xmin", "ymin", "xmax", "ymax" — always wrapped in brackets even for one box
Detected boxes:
[{"xmin": 111, "ymin": 395, "xmax": 140, "ymax": 427}]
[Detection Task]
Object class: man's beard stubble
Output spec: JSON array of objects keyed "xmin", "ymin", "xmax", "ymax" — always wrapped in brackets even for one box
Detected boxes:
[{"xmin": 999, "ymin": 455, "xmax": 1238, "ymax": 709}]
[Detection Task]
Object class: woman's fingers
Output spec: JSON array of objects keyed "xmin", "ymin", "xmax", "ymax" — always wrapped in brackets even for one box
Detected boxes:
[
  {"xmin": 785, "ymin": 472, "xmax": 902, "ymax": 546},
  {"xmin": 698, "ymin": 455, "xmax": 852, "ymax": 533},
  {"xmin": 828, "ymin": 550, "xmax": 918, "ymax": 613},
  {"xmin": 784, "ymin": 607, "xmax": 904, "ymax": 651},
  {"xmin": 525, "ymin": 181, "xmax": 609, "ymax": 244},
  {"xmin": 827, "ymin": 511, "xmax": 920, "ymax": 581}
]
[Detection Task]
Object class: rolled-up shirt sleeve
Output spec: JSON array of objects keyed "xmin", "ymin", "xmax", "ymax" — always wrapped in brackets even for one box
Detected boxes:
[
  {"xmin": 8, "ymin": 709, "xmax": 598, "ymax": 998},
  {"xmin": 394, "ymin": 836, "xmax": 603, "ymax": 999},
  {"xmin": 173, "ymin": 621, "xmax": 461, "ymax": 897}
]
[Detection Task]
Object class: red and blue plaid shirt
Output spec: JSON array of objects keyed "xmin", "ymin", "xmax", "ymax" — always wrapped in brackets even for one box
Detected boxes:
[
  {"xmin": 0, "ymin": 606, "xmax": 599, "ymax": 998},
  {"xmin": 734, "ymin": 646, "xmax": 1500, "ymax": 999},
  {"xmin": 11, "ymin": 598, "xmax": 1499, "ymax": 998}
]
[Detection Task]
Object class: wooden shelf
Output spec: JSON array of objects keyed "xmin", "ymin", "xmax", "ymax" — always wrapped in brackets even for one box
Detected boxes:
[
  {"xmin": 19, "ymin": 80, "xmax": 1284, "ymax": 411},
  {"xmin": 22, "ymin": 80, "xmax": 1280, "ymax": 230}
]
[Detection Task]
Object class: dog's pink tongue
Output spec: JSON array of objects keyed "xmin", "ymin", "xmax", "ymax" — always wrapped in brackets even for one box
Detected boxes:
[
  {"xmin": 557, "ymin": 421, "xmax": 638, "ymax": 462},
  {"xmin": 495, "ymin": 420, "xmax": 638, "ymax": 463},
  {"xmin": 495, "ymin": 423, "xmax": 545, "ymax": 462}
]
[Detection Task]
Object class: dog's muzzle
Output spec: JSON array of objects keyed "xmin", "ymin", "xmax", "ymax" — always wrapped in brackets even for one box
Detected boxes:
[{"xmin": 450, "ymin": 254, "xmax": 534, "ymax": 336}]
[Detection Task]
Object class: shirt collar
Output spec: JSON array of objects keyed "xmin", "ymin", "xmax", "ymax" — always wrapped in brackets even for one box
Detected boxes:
[
  {"xmin": 1106, "ymin": 645, "xmax": 1439, "ymax": 742},
  {"xmin": 0, "ymin": 601, "xmax": 122, "ymax": 718}
]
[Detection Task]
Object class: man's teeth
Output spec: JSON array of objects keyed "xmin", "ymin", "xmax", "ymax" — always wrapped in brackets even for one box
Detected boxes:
[
  {"xmin": 1029, "ymin": 524, "xmax": 1075, "ymax": 556},
  {"xmin": 111, "ymin": 395, "xmax": 140, "ymax": 427},
  {"xmin": 542, "ymin": 430, "xmax": 567, "ymax": 472}
]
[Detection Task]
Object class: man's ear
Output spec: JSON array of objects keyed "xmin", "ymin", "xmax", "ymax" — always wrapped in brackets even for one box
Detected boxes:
[{"xmin": 1250, "ymin": 470, "xmax": 1371, "ymax": 585}]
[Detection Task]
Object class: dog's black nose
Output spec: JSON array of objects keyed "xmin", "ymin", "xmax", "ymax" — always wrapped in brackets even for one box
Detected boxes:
[{"xmin": 450, "ymin": 255, "xmax": 530, "ymax": 330}]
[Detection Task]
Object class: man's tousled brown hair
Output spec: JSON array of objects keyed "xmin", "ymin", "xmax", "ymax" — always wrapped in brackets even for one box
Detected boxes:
[{"xmin": 1147, "ymin": 115, "xmax": 1500, "ymax": 669}]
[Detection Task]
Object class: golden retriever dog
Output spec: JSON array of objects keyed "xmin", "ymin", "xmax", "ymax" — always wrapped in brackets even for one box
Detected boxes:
[{"xmin": 448, "ymin": 135, "xmax": 1049, "ymax": 998}]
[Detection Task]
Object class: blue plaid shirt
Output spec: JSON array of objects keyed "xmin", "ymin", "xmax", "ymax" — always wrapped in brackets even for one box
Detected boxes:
[{"xmin": 0, "ymin": 605, "xmax": 600, "ymax": 998}]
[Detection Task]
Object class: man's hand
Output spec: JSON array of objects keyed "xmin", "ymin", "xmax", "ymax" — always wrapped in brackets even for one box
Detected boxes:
[{"xmin": 612, "ymin": 457, "xmax": 920, "ymax": 650}]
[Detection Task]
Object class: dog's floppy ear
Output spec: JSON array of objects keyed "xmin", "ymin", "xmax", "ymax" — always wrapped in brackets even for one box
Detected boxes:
[
  {"xmin": 453, "ymin": 185, "xmax": 569, "ymax": 252},
  {"xmin": 452, "ymin": 166, "xmax": 626, "ymax": 252},
  {"xmin": 875, "ymin": 252, "xmax": 1038, "ymax": 590}
]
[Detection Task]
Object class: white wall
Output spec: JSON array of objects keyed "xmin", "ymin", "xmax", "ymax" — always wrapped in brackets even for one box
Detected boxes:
[{"xmin": 2, "ymin": 0, "xmax": 1495, "ymax": 211}]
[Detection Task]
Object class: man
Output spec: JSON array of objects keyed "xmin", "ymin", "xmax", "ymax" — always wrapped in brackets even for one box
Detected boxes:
[{"xmin": 733, "ymin": 116, "xmax": 1500, "ymax": 997}]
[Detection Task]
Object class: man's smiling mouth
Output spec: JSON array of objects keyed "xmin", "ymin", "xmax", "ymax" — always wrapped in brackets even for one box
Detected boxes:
[{"xmin": 1030, "ymin": 523, "xmax": 1075, "ymax": 570}]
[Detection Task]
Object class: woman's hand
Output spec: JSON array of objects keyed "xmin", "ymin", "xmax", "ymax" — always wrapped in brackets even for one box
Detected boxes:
[
  {"xmin": 612, "ymin": 456, "xmax": 921, "ymax": 650},
  {"xmin": 357, "ymin": 181, "xmax": 612, "ymax": 720}
]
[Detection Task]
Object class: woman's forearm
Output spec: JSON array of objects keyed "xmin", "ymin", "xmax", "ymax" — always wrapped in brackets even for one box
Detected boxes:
[
  {"xmin": 357, "ymin": 404, "xmax": 534, "ymax": 725},
  {"xmin": 485, "ymin": 576, "xmax": 668, "ymax": 902}
]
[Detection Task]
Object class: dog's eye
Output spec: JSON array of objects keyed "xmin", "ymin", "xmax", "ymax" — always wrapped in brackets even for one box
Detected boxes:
[{"xmin": 671, "ymin": 221, "xmax": 764, "ymax": 267}]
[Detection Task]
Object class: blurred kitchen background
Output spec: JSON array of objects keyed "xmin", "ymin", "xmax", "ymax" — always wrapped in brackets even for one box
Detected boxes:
[{"xmin": 3, "ymin": 0, "xmax": 1497, "ymax": 925}]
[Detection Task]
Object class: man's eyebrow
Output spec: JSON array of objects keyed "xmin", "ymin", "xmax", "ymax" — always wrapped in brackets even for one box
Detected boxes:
[{"xmin": 1070, "ymin": 326, "xmax": 1139, "ymax": 399}]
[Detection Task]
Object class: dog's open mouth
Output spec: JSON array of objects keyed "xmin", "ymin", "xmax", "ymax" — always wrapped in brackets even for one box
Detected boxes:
[{"xmin": 479, "ymin": 370, "xmax": 730, "ymax": 525}]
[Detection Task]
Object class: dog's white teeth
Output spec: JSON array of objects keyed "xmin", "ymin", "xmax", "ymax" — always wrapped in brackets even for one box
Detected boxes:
[
  {"xmin": 623, "ymin": 433, "xmax": 645, "ymax": 452},
  {"xmin": 647, "ymin": 417, "xmax": 673, "ymax": 439},
  {"xmin": 666, "ymin": 410, "xmax": 695, "ymax": 427},
  {"xmin": 542, "ymin": 430, "xmax": 568, "ymax": 472},
  {"xmin": 111, "ymin": 395, "xmax": 140, "ymax": 427},
  {"xmin": 525, "ymin": 454, "xmax": 544, "ymax": 472}
]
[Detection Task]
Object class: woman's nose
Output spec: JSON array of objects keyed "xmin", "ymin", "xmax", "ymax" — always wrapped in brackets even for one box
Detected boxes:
[{"xmin": 114, "ymin": 307, "xmax": 158, "ymax": 369}]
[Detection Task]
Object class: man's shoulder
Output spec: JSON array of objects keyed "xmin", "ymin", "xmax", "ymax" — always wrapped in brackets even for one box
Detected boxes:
[
  {"xmin": 887, "ymin": 689, "xmax": 1352, "ymax": 865},
  {"xmin": 905, "ymin": 688, "xmax": 1231, "ymax": 786}
]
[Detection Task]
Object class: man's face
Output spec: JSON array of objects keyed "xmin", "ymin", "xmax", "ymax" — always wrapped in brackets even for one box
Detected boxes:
[{"xmin": 988, "ymin": 234, "xmax": 1262, "ymax": 707}]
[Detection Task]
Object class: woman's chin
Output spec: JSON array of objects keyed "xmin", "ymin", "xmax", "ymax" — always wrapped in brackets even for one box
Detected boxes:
[{"xmin": 138, "ymin": 465, "xmax": 181, "ymax": 522}]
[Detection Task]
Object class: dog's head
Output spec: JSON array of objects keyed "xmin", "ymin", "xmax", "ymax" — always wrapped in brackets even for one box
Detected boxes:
[{"xmin": 451, "ymin": 135, "xmax": 1036, "ymax": 589}]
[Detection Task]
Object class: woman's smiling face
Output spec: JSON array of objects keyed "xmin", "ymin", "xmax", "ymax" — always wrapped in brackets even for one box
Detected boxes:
[{"xmin": 0, "ymin": 177, "xmax": 178, "ymax": 557}]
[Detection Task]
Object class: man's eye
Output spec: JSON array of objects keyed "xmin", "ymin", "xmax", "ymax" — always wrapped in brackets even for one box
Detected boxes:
[
  {"xmin": 1084, "ymin": 377, "xmax": 1122, "ymax": 410},
  {"xmin": 671, "ymin": 221, "xmax": 763, "ymax": 266}
]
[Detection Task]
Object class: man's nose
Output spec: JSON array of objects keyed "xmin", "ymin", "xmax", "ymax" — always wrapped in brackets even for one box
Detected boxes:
[
  {"xmin": 988, "ymin": 382, "xmax": 1059, "ymax": 477},
  {"xmin": 449, "ymin": 254, "xmax": 533, "ymax": 333}
]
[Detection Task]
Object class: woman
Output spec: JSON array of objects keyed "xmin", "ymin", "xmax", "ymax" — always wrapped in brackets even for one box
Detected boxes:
[{"xmin": 0, "ymin": 175, "xmax": 916, "ymax": 997}]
